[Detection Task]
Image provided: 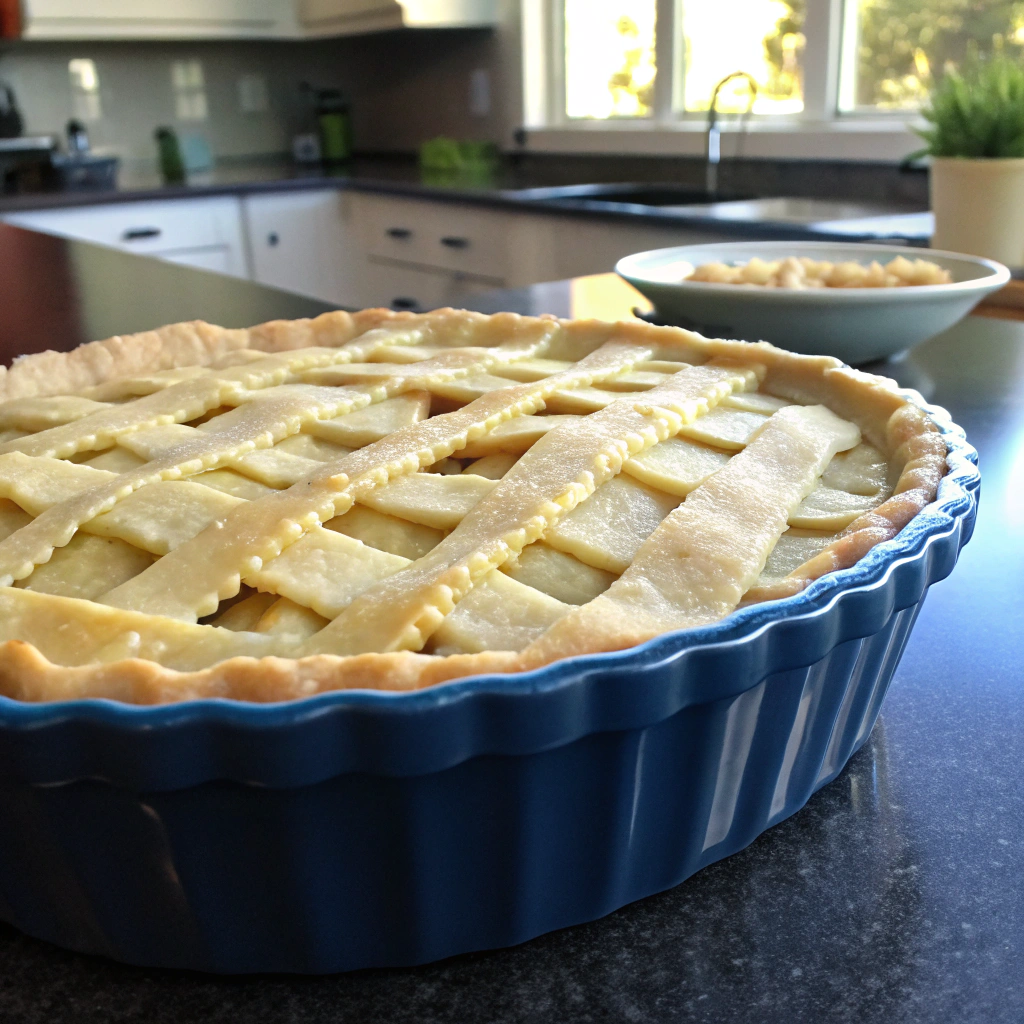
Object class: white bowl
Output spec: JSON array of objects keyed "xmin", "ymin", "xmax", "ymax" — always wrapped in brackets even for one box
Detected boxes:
[{"xmin": 616, "ymin": 241, "xmax": 1009, "ymax": 364}]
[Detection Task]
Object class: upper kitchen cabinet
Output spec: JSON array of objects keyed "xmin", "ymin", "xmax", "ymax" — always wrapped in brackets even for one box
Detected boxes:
[
  {"xmin": 298, "ymin": 0, "xmax": 499, "ymax": 37},
  {"xmin": 18, "ymin": 0, "xmax": 498, "ymax": 39},
  {"xmin": 19, "ymin": 0, "xmax": 296, "ymax": 40}
]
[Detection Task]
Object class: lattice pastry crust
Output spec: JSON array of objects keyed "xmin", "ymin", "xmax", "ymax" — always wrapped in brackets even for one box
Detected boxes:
[{"xmin": 0, "ymin": 309, "xmax": 946, "ymax": 704}]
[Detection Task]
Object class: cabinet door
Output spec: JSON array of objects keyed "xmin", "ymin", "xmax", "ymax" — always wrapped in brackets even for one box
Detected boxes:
[
  {"xmin": 299, "ymin": 0, "xmax": 497, "ymax": 35},
  {"xmin": 301, "ymin": 0, "xmax": 396, "ymax": 24},
  {"xmin": 361, "ymin": 257, "xmax": 503, "ymax": 313},
  {"xmin": 351, "ymin": 193, "xmax": 511, "ymax": 280},
  {"xmin": 21, "ymin": 0, "xmax": 291, "ymax": 38},
  {"xmin": 3, "ymin": 197, "xmax": 250, "ymax": 278},
  {"xmin": 547, "ymin": 217, "xmax": 733, "ymax": 281},
  {"xmin": 243, "ymin": 190, "xmax": 360, "ymax": 307}
]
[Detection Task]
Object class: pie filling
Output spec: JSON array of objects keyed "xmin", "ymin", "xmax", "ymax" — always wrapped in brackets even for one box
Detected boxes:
[{"xmin": 0, "ymin": 309, "xmax": 946, "ymax": 702}]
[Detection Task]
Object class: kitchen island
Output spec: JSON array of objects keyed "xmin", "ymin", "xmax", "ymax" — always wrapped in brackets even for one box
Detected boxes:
[{"xmin": 0, "ymin": 225, "xmax": 1020, "ymax": 1024}]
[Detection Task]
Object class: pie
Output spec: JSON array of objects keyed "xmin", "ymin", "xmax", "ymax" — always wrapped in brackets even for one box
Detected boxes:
[{"xmin": 0, "ymin": 308, "xmax": 946, "ymax": 704}]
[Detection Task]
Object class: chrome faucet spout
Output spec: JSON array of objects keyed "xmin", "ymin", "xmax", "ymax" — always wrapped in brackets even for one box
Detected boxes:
[
  {"xmin": 705, "ymin": 71, "xmax": 758, "ymax": 197},
  {"xmin": 706, "ymin": 122, "xmax": 721, "ymax": 194}
]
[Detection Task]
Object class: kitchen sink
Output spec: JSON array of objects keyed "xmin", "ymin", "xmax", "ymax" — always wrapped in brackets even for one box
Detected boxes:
[
  {"xmin": 677, "ymin": 196, "xmax": 925, "ymax": 225},
  {"xmin": 506, "ymin": 185, "xmax": 927, "ymax": 232},
  {"xmin": 506, "ymin": 183, "xmax": 750, "ymax": 207}
]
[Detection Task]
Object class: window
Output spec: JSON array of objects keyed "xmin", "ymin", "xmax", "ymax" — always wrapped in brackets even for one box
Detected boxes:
[
  {"xmin": 680, "ymin": 1, "xmax": 805, "ymax": 115},
  {"xmin": 548, "ymin": 0, "xmax": 1024, "ymax": 127},
  {"xmin": 564, "ymin": 0, "xmax": 658, "ymax": 119},
  {"xmin": 840, "ymin": 0, "xmax": 1024, "ymax": 111}
]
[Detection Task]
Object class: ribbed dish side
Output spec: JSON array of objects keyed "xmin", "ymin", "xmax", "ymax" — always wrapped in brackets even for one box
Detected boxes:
[
  {"xmin": 0, "ymin": 598, "xmax": 923, "ymax": 973},
  {"xmin": 0, "ymin": 400, "xmax": 979, "ymax": 972}
]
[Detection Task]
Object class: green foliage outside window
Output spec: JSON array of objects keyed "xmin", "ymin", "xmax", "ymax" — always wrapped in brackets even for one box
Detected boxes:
[
  {"xmin": 854, "ymin": 0, "xmax": 1024, "ymax": 108},
  {"xmin": 608, "ymin": 16, "xmax": 655, "ymax": 115},
  {"xmin": 764, "ymin": 0, "xmax": 807, "ymax": 103}
]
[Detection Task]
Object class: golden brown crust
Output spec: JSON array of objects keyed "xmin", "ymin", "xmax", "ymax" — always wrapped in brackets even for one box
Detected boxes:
[
  {"xmin": 744, "ymin": 402, "xmax": 947, "ymax": 603},
  {"xmin": 0, "ymin": 309, "xmax": 404, "ymax": 403},
  {"xmin": 0, "ymin": 638, "xmax": 525, "ymax": 704},
  {"xmin": 0, "ymin": 308, "xmax": 948, "ymax": 703}
]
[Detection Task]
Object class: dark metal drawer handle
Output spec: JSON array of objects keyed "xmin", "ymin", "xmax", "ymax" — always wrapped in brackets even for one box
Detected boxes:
[
  {"xmin": 386, "ymin": 227, "xmax": 412, "ymax": 240},
  {"xmin": 122, "ymin": 227, "xmax": 162, "ymax": 241},
  {"xmin": 390, "ymin": 297, "xmax": 420, "ymax": 312},
  {"xmin": 440, "ymin": 236, "xmax": 470, "ymax": 249}
]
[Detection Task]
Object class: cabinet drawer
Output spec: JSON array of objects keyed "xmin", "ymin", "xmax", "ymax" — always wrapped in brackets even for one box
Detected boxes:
[
  {"xmin": 4, "ymin": 197, "xmax": 244, "ymax": 256},
  {"xmin": 362, "ymin": 257, "xmax": 503, "ymax": 313},
  {"xmin": 352, "ymin": 193, "xmax": 510, "ymax": 279},
  {"xmin": 4, "ymin": 196, "xmax": 249, "ymax": 278}
]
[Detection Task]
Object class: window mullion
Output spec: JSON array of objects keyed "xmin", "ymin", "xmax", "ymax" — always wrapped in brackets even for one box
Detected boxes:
[
  {"xmin": 802, "ymin": 0, "xmax": 843, "ymax": 121},
  {"xmin": 652, "ymin": 0, "xmax": 678, "ymax": 124},
  {"xmin": 521, "ymin": 0, "xmax": 553, "ymax": 127},
  {"xmin": 837, "ymin": 0, "xmax": 860, "ymax": 112},
  {"xmin": 549, "ymin": 0, "xmax": 567, "ymax": 126}
]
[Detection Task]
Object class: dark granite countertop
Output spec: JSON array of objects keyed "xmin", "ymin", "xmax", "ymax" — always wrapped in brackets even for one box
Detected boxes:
[
  {"xmin": 0, "ymin": 227, "xmax": 1020, "ymax": 1022},
  {"xmin": 0, "ymin": 155, "xmax": 932, "ymax": 244}
]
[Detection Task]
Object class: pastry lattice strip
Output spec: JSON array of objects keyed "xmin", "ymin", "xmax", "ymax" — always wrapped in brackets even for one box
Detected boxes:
[
  {"xmin": 0, "ymin": 310, "xmax": 936, "ymax": 697},
  {"xmin": 0, "ymin": 392, "xmax": 860, "ymax": 669},
  {"xmin": 0, "ymin": 319, "xmax": 558, "ymax": 591},
  {"xmin": 304, "ymin": 361, "xmax": 760, "ymax": 655},
  {"xmin": 99, "ymin": 336, "xmax": 653, "ymax": 621}
]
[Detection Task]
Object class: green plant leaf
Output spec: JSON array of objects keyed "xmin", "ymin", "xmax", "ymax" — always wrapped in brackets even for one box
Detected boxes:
[{"xmin": 916, "ymin": 55, "xmax": 1024, "ymax": 158}]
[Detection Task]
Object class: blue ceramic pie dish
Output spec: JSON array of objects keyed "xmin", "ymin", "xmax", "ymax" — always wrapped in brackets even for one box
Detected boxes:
[{"xmin": 0, "ymin": 394, "xmax": 978, "ymax": 974}]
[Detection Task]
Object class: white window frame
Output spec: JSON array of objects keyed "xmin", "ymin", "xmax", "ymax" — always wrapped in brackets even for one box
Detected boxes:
[{"xmin": 520, "ymin": 0, "xmax": 923, "ymax": 161}]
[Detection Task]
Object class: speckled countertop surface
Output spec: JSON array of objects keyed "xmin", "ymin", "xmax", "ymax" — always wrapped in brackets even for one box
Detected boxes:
[{"xmin": 0, "ymin": 243, "xmax": 1020, "ymax": 1021}]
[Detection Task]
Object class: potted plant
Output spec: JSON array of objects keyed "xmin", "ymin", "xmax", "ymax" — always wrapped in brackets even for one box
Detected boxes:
[{"xmin": 917, "ymin": 56, "xmax": 1024, "ymax": 265}]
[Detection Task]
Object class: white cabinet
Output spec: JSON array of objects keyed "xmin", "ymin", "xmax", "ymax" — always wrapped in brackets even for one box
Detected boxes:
[
  {"xmin": 2, "ymin": 186, "xmax": 740, "ymax": 314},
  {"xmin": 19, "ymin": 0, "xmax": 496, "ymax": 38},
  {"xmin": 20, "ymin": 0, "xmax": 295, "ymax": 39},
  {"xmin": 243, "ymin": 189, "xmax": 360, "ymax": 306},
  {"xmin": 347, "ymin": 191, "xmax": 732, "ymax": 310},
  {"xmin": 350, "ymin": 192, "xmax": 512, "ymax": 311},
  {"xmin": 2, "ymin": 197, "xmax": 251, "ymax": 278},
  {"xmin": 299, "ymin": 0, "xmax": 498, "ymax": 36},
  {"xmin": 541, "ymin": 216, "xmax": 731, "ymax": 281},
  {"xmin": 360, "ymin": 258, "xmax": 503, "ymax": 312},
  {"xmin": 352, "ymin": 192, "xmax": 511, "ymax": 281}
]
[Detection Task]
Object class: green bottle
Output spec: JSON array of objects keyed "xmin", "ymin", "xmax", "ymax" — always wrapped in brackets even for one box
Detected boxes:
[
  {"xmin": 155, "ymin": 126, "xmax": 186, "ymax": 184},
  {"xmin": 315, "ymin": 89, "xmax": 352, "ymax": 163}
]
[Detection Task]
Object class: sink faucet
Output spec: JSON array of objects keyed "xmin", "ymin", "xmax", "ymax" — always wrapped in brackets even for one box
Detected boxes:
[{"xmin": 706, "ymin": 71, "xmax": 758, "ymax": 196}]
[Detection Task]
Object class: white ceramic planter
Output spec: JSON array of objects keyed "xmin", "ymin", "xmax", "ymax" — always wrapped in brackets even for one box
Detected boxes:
[{"xmin": 931, "ymin": 156, "xmax": 1024, "ymax": 267}]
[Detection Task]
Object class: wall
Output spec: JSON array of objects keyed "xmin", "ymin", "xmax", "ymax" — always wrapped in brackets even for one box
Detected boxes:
[
  {"xmin": 0, "ymin": 39, "xmax": 303, "ymax": 164},
  {"xmin": 0, "ymin": 1, "xmax": 522, "ymax": 168}
]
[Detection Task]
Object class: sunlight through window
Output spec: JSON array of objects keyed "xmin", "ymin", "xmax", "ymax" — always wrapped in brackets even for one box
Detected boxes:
[
  {"xmin": 564, "ymin": 0, "xmax": 658, "ymax": 119},
  {"xmin": 681, "ymin": 0, "xmax": 804, "ymax": 114}
]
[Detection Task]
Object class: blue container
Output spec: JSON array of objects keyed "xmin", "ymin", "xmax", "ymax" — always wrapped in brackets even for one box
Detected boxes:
[{"xmin": 0, "ymin": 401, "xmax": 978, "ymax": 973}]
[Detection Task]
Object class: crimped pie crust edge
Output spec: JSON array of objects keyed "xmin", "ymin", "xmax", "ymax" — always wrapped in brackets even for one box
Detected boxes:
[{"xmin": 0, "ymin": 309, "xmax": 947, "ymax": 704}]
